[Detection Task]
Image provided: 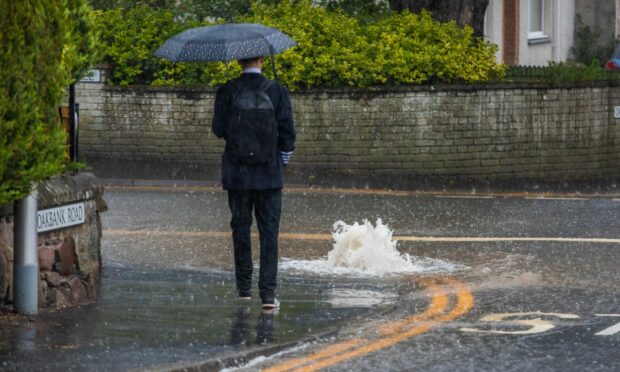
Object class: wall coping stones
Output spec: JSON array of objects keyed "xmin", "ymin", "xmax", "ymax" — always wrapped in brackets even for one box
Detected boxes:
[
  {"xmin": 37, "ymin": 172, "xmax": 105, "ymax": 211},
  {"xmin": 102, "ymin": 79, "xmax": 620, "ymax": 97}
]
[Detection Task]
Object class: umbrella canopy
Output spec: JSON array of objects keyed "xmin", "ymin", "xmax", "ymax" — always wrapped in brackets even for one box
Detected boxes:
[{"xmin": 154, "ymin": 23, "xmax": 296, "ymax": 62}]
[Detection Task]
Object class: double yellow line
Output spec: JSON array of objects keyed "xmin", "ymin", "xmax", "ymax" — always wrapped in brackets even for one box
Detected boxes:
[{"xmin": 263, "ymin": 277, "xmax": 473, "ymax": 372}]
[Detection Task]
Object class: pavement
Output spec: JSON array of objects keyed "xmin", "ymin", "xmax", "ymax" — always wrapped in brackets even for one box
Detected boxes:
[{"xmin": 1, "ymin": 179, "xmax": 620, "ymax": 371}]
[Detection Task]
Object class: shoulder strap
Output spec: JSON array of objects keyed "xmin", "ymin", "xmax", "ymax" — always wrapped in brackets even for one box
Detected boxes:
[{"xmin": 259, "ymin": 79, "xmax": 276, "ymax": 93}]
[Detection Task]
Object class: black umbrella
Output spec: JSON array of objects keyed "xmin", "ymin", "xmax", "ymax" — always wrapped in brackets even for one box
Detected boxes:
[{"xmin": 154, "ymin": 23, "xmax": 296, "ymax": 79}]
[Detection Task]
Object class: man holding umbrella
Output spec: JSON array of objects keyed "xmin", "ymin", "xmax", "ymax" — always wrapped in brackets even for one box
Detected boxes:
[
  {"xmin": 212, "ymin": 55, "xmax": 295, "ymax": 310},
  {"xmin": 155, "ymin": 23, "xmax": 297, "ymax": 309}
]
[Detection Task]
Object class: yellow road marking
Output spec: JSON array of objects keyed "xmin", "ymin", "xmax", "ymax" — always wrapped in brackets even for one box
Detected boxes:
[
  {"xmin": 266, "ymin": 279, "xmax": 450, "ymax": 372},
  {"xmin": 263, "ymin": 339, "xmax": 364, "ymax": 372},
  {"xmin": 104, "ymin": 229, "xmax": 620, "ymax": 244},
  {"xmin": 377, "ymin": 279, "xmax": 449, "ymax": 336},
  {"xmin": 265, "ymin": 278, "xmax": 473, "ymax": 372},
  {"xmin": 103, "ymin": 184, "xmax": 618, "ymax": 200},
  {"xmin": 105, "ymin": 185, "xmax": 221, "ymax": 193}
]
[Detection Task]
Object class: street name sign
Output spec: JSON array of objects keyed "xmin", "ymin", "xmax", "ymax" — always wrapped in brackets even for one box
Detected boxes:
[
  {"xmin": 80, "ymin": 69, "xmax": 101, "ymax": 83},
  {"xmin": 37, "ymin": 202, "xmax": 85, "ymax": 233}
]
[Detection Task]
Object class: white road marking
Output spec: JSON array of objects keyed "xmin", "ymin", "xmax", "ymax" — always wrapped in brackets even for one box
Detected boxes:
[
  {"xmin": 461, "ymin": 312, "xmax": 580, "ymax": 335},
  {"xmin": 595, "ymin": 314, "xmax": 620, "ymax": 336}
]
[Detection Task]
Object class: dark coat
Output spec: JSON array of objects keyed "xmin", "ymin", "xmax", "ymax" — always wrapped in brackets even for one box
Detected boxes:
[{"xmin": 212, "ymin": 73, "xmax": 296, "ymax": 190}]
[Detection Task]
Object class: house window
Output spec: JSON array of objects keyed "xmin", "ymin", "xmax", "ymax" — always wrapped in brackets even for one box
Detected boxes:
[{"xmin": 528, "ymin": 0, "xmax": 547, "ymax": 40}]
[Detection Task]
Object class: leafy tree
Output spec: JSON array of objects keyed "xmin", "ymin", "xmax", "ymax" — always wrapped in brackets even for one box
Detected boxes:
[
  {"xmin": 89, "ymin": 0, "xmax": 253, "ymax": 21},
  {"xmin": 0, "ymin": 0, "xmax": 95, "ymax": 205},
  {"xmin": 318, "ymin": 0, "xmax": 391, "ymax": 21},
  {"xmin": 387, "ymin": 0, "xmax": 489, "ymax": 37},
  {"xmin": 65, "ymin": 0, "xmax": 99, "ymax": 81},
  {"xmin": 89, "ymin": 0, "xmax": 176, "ymax": 10}
]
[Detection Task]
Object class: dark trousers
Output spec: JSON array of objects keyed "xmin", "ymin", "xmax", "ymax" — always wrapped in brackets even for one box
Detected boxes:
[{"xmin": 227, "ymin": 188, "xmax": 282, "ymax": 300}]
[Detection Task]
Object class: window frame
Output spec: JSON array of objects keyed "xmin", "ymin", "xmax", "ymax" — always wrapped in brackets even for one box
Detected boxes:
[{"xmin": 528, "ymin": 0, "xmax": 548, "ymax": 42}]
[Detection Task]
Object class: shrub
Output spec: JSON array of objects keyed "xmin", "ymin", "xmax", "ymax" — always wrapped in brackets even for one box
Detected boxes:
[
  {"xmin": 0, "ymin": 0, "xmax": 95, "ymax": 205},
  {"xmin": 244, "ymin": 0, "xmax": 374, "ymax": 88},
  {"xmin": 93, "ymin": 6, "xmax": 183, "ymax": 85},
  {"xmin": 93, "ymin": 0, "xmax": 505, "ymax": 89},
  {"xmin": 245, "ymin": 1, "xmax": 505, "ymax": 88},
  {"xmin": 505, "ymin": 60, "xmax": 620, "ymax": 83},
  {"xmin": 364, "ymin": 11, "xmax": 505, "ymax": 84},
  {"xmin": 93, "ymin": 6, "xmax": 235, "ymax": 86}
]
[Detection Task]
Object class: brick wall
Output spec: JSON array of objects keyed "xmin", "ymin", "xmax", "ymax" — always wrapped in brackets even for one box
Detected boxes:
[{"xmin": 76, "ymin": 78, "xmax": 620, "ymax": 187}]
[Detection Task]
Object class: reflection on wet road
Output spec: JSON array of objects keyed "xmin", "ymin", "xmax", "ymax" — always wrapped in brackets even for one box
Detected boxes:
[
  {"xmin": 102, "ymin": 186, "xmax": 620, "ymax": 371},
  {"xmin": 0, "ymin": 265, "xmax": 399, "ymax": 370},
  {"xmin": 263, "ymin": 277, "xmax": 473, "ymax": 372}
]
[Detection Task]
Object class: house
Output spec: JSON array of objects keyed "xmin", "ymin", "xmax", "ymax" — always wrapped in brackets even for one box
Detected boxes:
[{"xmin": 484, "ymin": 0, "xmax": 618, "ymax": 65}]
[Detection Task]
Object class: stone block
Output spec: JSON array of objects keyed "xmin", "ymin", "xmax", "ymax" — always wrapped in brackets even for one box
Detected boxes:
[
  {"xmin": 58, "ymin": 237, "xmax": 76, "ymax": 276},
  {"xmin": 38, "ymin": 278, "xmax": 48, "ymax": 306},
  {"xmin": 47, "ymin": 287, "xmax": 72, "ymax": 307},
  {"xmin": 68, "ymin": 277, "xmax": 88, "ymax": 303},
  {"xmin": 42, "ymin": 271, "xmax": 61, "ymax": 287},
  {"xmin": 38, "ymin": 246, "xmax": 54, "ymax": 272}
]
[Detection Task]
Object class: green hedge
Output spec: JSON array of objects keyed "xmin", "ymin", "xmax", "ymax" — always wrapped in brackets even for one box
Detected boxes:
[
  {"xmin": 0, "ymin": 0, "xmax": 96, "ymax": 206},
  {"xmin": 505, "ymin": 61, "xmax": 620, "ymax": 83},
  {"xmin": 93, "ymin": 0, "xmax": 505, "ymax": 89}
]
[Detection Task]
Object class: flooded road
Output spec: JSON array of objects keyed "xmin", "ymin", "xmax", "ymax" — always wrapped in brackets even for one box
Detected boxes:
[
  {"xmin": 2, "ymin": 184, "xmax": 619, "ymax": 371},
  {"xmin": 1, "ymin": 265, "xmax": 396, "ymax": 371}
]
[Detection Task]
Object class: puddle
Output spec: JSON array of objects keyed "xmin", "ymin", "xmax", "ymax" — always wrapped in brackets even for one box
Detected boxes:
[{"xmin": 0, "ymin": 265, "xmax": 399, "ymax": 371}]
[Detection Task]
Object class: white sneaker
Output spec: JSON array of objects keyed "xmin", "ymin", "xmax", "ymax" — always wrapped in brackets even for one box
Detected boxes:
[{"xmin": 262, "ymin": 298, "xmax": 280, "ymax": 309}]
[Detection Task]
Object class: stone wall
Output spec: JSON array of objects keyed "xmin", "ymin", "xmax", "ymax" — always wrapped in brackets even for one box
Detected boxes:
[
  {"xmin": 76, "ymin": 75, "xmax": 620, "ymax": 188},
  {"xmin": 0, "ymin": 173, "xmax": 106, "ymax": 309}
]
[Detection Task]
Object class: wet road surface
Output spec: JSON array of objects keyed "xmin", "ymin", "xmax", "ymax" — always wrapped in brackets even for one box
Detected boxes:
[
  {"xmin": 2, "ymin": 184, "xmax": 619, "ymax": 371},
  {"xmin": 1, "ymin": 265, "xmax": 395, "ymax": 371}
]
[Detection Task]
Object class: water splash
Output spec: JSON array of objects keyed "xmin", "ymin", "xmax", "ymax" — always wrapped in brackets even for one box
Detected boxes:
[
  {"xmin": 281, "ymin": 219, "xmax": 465, "ymax": 276},
  {"xmin": 328, "ymin": 219, "xmax": 411, "ymax": 273}
]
